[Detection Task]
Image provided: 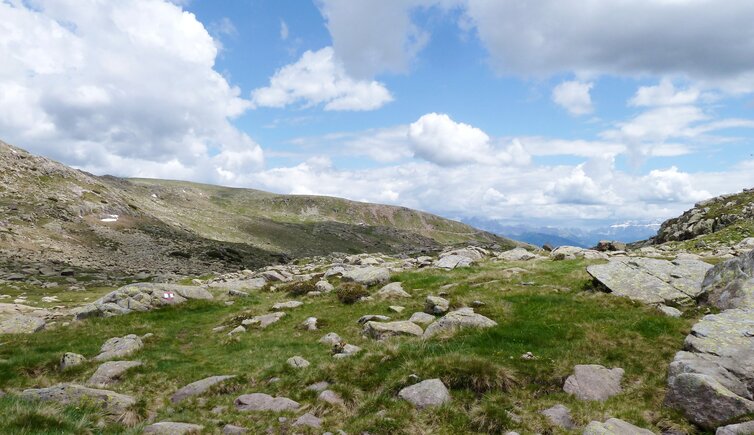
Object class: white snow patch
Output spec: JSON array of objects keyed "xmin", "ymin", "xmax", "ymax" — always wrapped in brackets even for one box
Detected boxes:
[{"xmin": 100, "ymin": 214, "xmax": 119, "ymax": 222}]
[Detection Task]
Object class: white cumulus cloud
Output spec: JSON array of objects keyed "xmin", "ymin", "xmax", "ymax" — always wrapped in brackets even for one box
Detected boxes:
[
  {"xmin": 0, "ymin": 0, "xmax": 262, "ymax": 183},
  {"xmin": 251, "ymin": 47, "xmax": 393, "ymax": 111},
  {"xmin": 629, "ymin": 79, "xmax": 700, "ymax": 107},
  {"xmin": 552, "ymin": 80, "xmax": 594, "ymax": 115}
]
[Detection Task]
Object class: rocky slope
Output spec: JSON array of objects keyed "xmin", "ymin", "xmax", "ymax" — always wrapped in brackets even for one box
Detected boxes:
[
  {"xmin": 0, "ymin": 140, "xmax": 513, "ymax": 276},
  {"xmin": 647, "ymin": 187, "xmax": 754, "ymax": 245}
]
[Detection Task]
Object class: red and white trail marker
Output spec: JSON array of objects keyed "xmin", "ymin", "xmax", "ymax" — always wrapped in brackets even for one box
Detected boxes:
[{"xmin": 163, "ymin": 291, "xmax": 175, "ymax": 300}]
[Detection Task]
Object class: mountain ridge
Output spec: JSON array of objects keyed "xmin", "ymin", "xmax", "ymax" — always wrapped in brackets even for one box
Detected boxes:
[{"xmin": 0, "ymin": 140, "xmax": 515, "ymax": 275}]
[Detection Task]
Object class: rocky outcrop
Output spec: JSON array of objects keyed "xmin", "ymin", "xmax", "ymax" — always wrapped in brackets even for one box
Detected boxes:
[
  {"xmin": 234, "ymin": 393, "xmax": 300, "ymax": 412},
  {"xmin": 72, "ymin": 283, "xmax": 213, "ymax": 320},
  {"xmin": 587, "ymin": 257, "xmax": 712, "ymax": 305},
  {"xmin": 652, "ymin": 188, "xmax": 754, "ymax": 244},
  {"xmin": 0, "ymin": 303, "xmax": 49, "ymax": 334},
  {"xmin": 94, "ymin": 334, "xmax": 143, "ymax": 361},
  {"xmin": 341, "ymin": 267, "xmax": 390, "ymax": 286}
]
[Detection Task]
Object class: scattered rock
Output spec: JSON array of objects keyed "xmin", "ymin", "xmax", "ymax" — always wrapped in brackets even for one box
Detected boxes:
[
  {"xmin": 171, "ymin": 375, "xmax": 235, "ymax": 404},
  {"xmin": 307, "ymin": 381, "xmax": 330, "ymax": 392},
  {"xmin": 319, "ymin": 389, "xmax": 344, "ymax": 406},
  {"xmin": 234, "ymin": 393, "xmax": 300, "ymax": 412},
  {"xmin": 332, "ymin": 343, "xmax": 361, "ymax": 359},
  {"xmin": 301, "ymin": 317, "xmax": 318, "ymax": 331},
  {"xmin": 0, "ymin": 314, "xmax": 45, "ymax": 334},
  {"xmin": 550, "ymin": 246, "xmax": 583, "ymax": 260},
  {"xmin": 87, "ymin": 360, "xmax": 142, "ymax": 387},
  {"xmin": 657, "ymin": 304, "xmax": 683, "ymax": 317},
  {"xmin": 341, "ymin": 267, "xmax": 390, "ymax": 286},
  {"xmin": 408, "ymin": 312, "xmax": 435, "ymax": 325},
  {"xmin": 319, "ymin": 332, "xmax": 342, "ymax": 346},
  {"xmin": 272, "ymin": 300, "xmax": 303, "ymax": 310},
  {"xmin": 716, "ymin": 421, "xmax": 754, "ymax": 435},
  {"xmin": 315, "ymin": 280, "xmax": 335, "ymax": 293},
  {"xmin": 94, "ymin": 334, "xmax": 143, "ymax": 361},
  {"xmin": 363, "ymin": 320, "xmax": 423, "ymax": 340},
  {"xmin": 540, "ymin": 404, "xmax": 575, "ymax": 430},
  {"xmin": 59, "ymin": 352, "xmax": 86, "ymax": 371},
  {"xmin": 287, "ymin": 356, "xmax": 310, "ymax": 369},
  {"xmin": 242, "ymin": 312, "xmax": 285, "ymax": 329},
  {"xmin": 222, "ymin": 424, "xmax": 248, "ymax": 434},
  {"xmin": 228, "ymin": 325, "xmax": 246, "ymax": 336},
  {"xmin": 587, "ymin": 257, "xmax": 712, "ymax": 305},
  {"xmin": 389, "ymin": 305, "xmax": 405, "ymax": 313},
  {"xmin": 293, "ymin": 412, "xmax": 322, "ymax": 429},
  {"xmin": 143, "ymin": 422, "xmax": 204, "ymax": 434},
  {"xmin": 499, "ymin": 247, "xmax": 540, "ymax": 261},
  {"xmin": 434, "ymin": 255, "xmax": 473, "ymax": 269},
  {"xmin": 21, "ymin": 383, "xmax": 136, "ymax": 415},
  {"xmin": 583, "ymin": 418, "xmax": 653, "ymax": 435},
  {"xmin": 563, "ymin": 364, "xmax": 624, "ymax": 401},
  {"xmin": 423, "ymin": 308, "xmax": 497, "ymax": 338},
  {"xmin": 424, "ymin": 295, "xmax": 450, "ymax": 315},
  {"xmin": 377, "ymin": 282, "xmax": 411, "ymax": 299},
  {"xmin": 398, "ymin": 379, "xmax": 451, "ymax": 409}
]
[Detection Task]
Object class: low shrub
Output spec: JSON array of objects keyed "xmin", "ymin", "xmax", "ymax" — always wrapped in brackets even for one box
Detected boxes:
[{"xmin": 336, "ymin": 282, "xmax": 369, "ymax": 304}]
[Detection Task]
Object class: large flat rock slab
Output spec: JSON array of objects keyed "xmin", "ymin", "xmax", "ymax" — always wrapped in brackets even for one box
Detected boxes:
[
  {"xmin": 21, "ymin": 383, "xmax": 135, "ymax": 415},
  {"xmin": 587, "ymin": 257, "xmax": 712, "ymax": 305}
]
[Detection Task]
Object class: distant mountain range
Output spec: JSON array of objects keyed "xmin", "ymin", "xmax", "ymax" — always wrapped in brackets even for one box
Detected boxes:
[{"xmin": 463, "ymin": 218, "xmax": 662, "ymax": 248}]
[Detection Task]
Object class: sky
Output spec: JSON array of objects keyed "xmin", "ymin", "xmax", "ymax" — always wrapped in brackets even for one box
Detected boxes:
[{"xmin": 1, "ymin": 0, "xmax": 754, "ymax": 229}]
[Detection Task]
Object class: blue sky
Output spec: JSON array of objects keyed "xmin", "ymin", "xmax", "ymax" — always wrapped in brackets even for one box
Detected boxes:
[{"xmin": 1, "ymin": 0, "xmax": 754, "ymax": 229}]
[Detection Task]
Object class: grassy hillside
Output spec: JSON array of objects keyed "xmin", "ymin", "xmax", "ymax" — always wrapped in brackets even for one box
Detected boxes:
[{"xmin": 0, "ymin": 257, "xmax": 699, "ymax": 434}]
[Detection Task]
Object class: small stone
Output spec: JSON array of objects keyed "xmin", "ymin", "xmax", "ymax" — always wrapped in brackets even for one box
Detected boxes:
[
  {"xmin": 171, "ymin": 375, "xmax": 235, "ymax": 403},
  {"xmin": 333, "ymin": 343, "xmax": 361, "ymax": 359},
  {"xmin": 540, "ymin": 404, "xmax": 575, "ymax": 429},
  {"xmin": 272, "ymin": 300, "xmax": 303, "ymax": 310},
  {"xmin": 87, "ymin": 361, "xmax": 142, "ymax": 387},
  {"xmin": 408, "ymin": 312, "xmax": 435, "ymax": 325},
  {"xmin": 293, "ymin": 412, "xmax": 322, "ymax": 428},
  {"xmin": 301, "ymin": 317, "xmax": 318, "ymax": 331},
  {"xmin": 94, "ymin": 334, "xmax": 143, "ymax": 361},
  {"xmin": 388, "ymin": 305, "xmax": 405, "ymax": 313},
  {"xmin": 319, "ymin": 389, "xmax": 344, "ymax": 406},
  {"xmin": 234, "ymin": 393, "xmax": 300, "ymax": 412},
  {"xmin": 319, "ymin": 332, "xmax": 342, "ymax": 346},
  {"xmin": 306, "ymin": 381, "xmax": 330, "ymax": 392},
  {"xmin": 222, "ymin": 424, "xmax": 248, "ymax": 434},
  {"xmin": 228, "ymin": 325, "xmax": 246, "ymax": 336},
  {"xmin": 59, "ymin": 352, "xmax": 86, "ymax": 371},
  {"xmin": 315, "ymin": 280, "xmax": 335, "ymax": 293},
  {"xmin": 363, "ymin": 320, "xmax": 423, "ymax": 340},
  {"xmin": 377, "ymin": 282, "xmax": 411, "ymax": 299},
  {"xmin": 424, "ymin": 296, "xmax": 450, "ymax": 315},
  {"xmin": 657, "ymin": 304, "xmax": 682, "ymax": 317},
  {"xmin": 358, "ymin": 314, "xmax": 391, "ymax": 324},
  {"xmin": 583, "ymin": 418, "xmax": 653, "ymax": 435},
  {"xmin": 287, "ymin": 356, "xmax": 310, "ymax": 369}
]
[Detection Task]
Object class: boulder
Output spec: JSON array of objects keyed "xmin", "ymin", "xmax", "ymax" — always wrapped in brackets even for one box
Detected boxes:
[
  {"xmin": 87, "ymin": 361, "xmax": 142, "ymax": 387},
  {"xmin": 319, "ymin": 332, "xmax": 343, "ymax": 346},
  {"xmin": 699, "ymin": 249, "xmax": 754, "ymax": 309},
  {"xmin": 499, "ymin": 247, "xmax": 540, "ymax": 261},
  {"xmin": 59, "ymin": 352, "xmax": 86, "ymax": 370},
  {"xmin": 362, "ymin": 321, "xmax": 423, "ymax": 340},
  {"xmin": 540, "ymin": 404, "xmax": 575, "ymax": 430},
  {"xmin": 717, "ymin": 421, "xmax": 754, "ymax": 435},
  {"xmin": 333, "ymin": 343, "xmax": 362, "ymax": 359},
  {"xmin": 94, "ymin": 334, "xmax": 143, "ymax": 361},
  {"xmin": 583, "ymin": 418, "xmax": 653, "ymax": 435},
  {"xmin": 563, "ymin": 364, "xmax": 624, "ymax": 401},
  {"xmin": 594, "ymin": 240, "xmax": 627, "ymax": 252},
  {"xmin": 424, "ymin": 296, "xmax": 450, "ymax": 315},
  {"xmin": 301, "ymin": 317, "xmax": 318, "ymax": 331},
  {"xmin": 434, "ymin": 255, "xmax": 473, "ymax": 269},
  {"xmin": 657, "ymin": 304, "xmax": 682, "ymax": 317},
  {"xmin": 234, "ymin": 393, "xmax": 300, "ymax": 412},
  {"xmin": 423, "ymin": 308, "xmax": 497, "ymax": 339},
  {"xmin": 287, "ymin": 356, "xmax": 310, "ymax": 369},
  {"xmin": 71, "ymin": 283, "xmax": 212, "ymax": 320},
  {"xmin": 398, "ymin": 379, "xmax": 451, "ymax": 409},
  {"xmin": 272, "ymin": 301, "xmax": 303, "ymax": 310},
  {"xmin": 342, "ymin": 267, "xmax": 390, "ymax": 286},
  {"xmin": 315, "ymin": 280, "xmax": 335, "ymax": 293},
  {"xmin": 0, "ymin": 314, "xmax": 45, "ymax": 334},
  {"xmin": 242, "ymin": 312, "xmax": 285, "ymax": 329},
  {"xmin": 143, "ymin": 422, "xmax": 203, "ymax": 434},
  {"xmin": 409, "ymin": 312, "xmax": 436, "ymax": 325},
  {"xmin": 377, "ymin": 282, "xmax": 411, "ymax": 299},
  {"xmin": 319, "ymin": 389, "xmax": 344, "ymax": 406},
  {"xmin": 587, "ymin": 257, "xmax": 712, "ymax": 305},
  {"xmin": 550, "ymin": 246, "xmax": 584, "ymax": 260},
  {"xmin": 171, "ymin": 375, "xmax": 235, "ymax": 403},
  {"xmin": 21, "ymin": 383, "xmax": 135, "ymax": 415},
  {"xmin": 665, "ymin": 309, "xmax": 754, "ymax": 429},
  {"xmin": 293, "ymin": 412, "xmax": 322, "ymax": 428}
]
